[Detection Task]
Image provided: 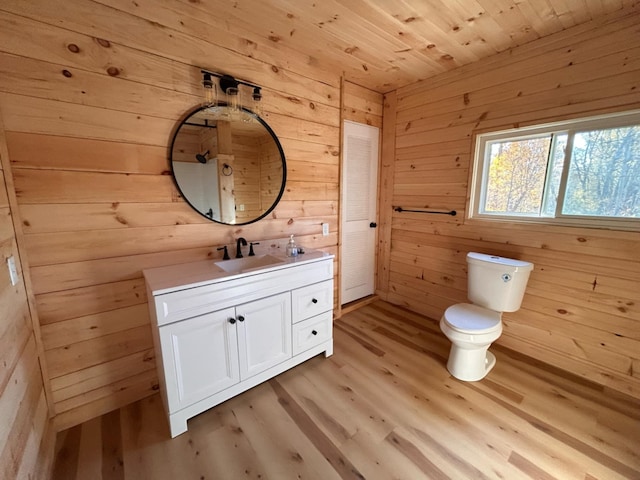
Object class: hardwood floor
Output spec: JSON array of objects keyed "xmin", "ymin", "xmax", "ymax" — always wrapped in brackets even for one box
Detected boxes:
[{"xmin": 51, "ymin": 301, "xmax": 640, "ymax": 479}]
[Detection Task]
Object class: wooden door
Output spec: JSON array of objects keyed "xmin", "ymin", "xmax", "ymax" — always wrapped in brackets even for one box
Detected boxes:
[
  {"xmin": 236, "ymin": 292, "xmax": 292, "ymax": 379},
  {"xmin": 341, "ymin": 120, "xmax": 380, "ymax": 305},
  {"xmin": 159, "ymin": 308, "xmax": 240, "ymax": 413}
]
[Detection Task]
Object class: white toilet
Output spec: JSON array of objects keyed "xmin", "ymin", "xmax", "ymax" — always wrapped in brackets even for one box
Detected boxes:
[{"xmin": 440, "ymin": 252, "xmax": 533, "ymax": 381}]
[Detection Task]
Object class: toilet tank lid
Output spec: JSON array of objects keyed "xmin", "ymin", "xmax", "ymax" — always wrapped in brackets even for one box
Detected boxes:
[{"xmin": 467, "ymin": 252, "xmax": 533, "ymax": 271}]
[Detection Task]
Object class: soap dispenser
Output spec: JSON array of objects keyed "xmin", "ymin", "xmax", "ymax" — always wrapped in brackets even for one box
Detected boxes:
[{"xmin": 286, "ymin": 235, "xmax": 298, "ymax": 257}]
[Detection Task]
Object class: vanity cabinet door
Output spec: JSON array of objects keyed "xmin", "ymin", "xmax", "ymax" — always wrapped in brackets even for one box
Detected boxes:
[
  {"xmin": 160, "ymin": 308, "xmax": 240, "ymax": 413},
  {"xmin": 237, "ymin": 292, "xmax": 292, "ymax": 380}
]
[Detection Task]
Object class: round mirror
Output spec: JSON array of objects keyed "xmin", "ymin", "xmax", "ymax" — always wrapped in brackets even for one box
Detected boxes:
[{"xmin": 170, "ymin": 105, "xmax": 286, "ymax": 225}]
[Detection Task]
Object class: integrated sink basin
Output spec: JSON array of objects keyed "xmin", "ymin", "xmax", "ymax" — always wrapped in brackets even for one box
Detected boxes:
[{"xmin": 215, "ymin": 254, "xmax": 285, "ymax": 274}]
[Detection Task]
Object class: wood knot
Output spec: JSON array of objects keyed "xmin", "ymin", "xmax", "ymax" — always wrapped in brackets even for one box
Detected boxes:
[
  {"xmin": 577, "ymin": 237, "xmax": 587, "ymax": 242},
  {"xmin": 441, "ymin": 54, "xmax": 454, "ymax": 61},
  {"xmin": 67, "ymin": 43, "xmax": 80, "ymax": 53},
  {"xmin": 62, "ymin": 69, "xmax": 72, "ymax": 78},
  {"xmin": 107, "ymin": 66, "xmax": 120, "ymax": 76},
  {"xmin": 426, "ymin": 44, "xmax": 436, "ymax": 49},
  {"xmin": 268, "ymin": 35, "xmax": 281, "ymax": 42},
  {"xmin": 96, "ymin": 38, "xmax": 111, "ymax": 48},
  {"xmin": 287, "ymin": 218, "xmax": 294, "ymax": 225},
  {"xmin": 271, "ymin": 65, "xmax": 279, "ymax": 73},
  {"xmin": 557, "ymin": 309, "xmax": 568, "ymax": 315}
]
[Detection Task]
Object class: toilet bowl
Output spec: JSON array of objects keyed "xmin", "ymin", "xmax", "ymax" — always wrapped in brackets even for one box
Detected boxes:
[
  {"xmin": 440, "ymin": 303, "xmax": 502, "ymax": 381},
  {"xmin": 440, "ymin": 252, "xmax": 533, "ymax": 382}
]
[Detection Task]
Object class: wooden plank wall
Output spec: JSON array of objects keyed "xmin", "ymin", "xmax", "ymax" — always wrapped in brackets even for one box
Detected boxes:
[
  {"xmin": 0, "ymin": 122, "xmax": 55, "ymax": 478},
  {"xmin": 378, "ymin": 8, "xmax": 640, "ymax": 399},
  {"xmin": 0, "ymin": 0, "xmax": 341, "ymax": 431},
  {"xmin": 342, "ymin": 81, "xmax": 384, "ymax": 129}
]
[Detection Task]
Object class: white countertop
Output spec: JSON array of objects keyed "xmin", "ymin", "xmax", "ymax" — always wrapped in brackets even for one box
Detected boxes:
[{"xmin": 143, "ymin": 248, "xmax": 334, "ymax": 296}]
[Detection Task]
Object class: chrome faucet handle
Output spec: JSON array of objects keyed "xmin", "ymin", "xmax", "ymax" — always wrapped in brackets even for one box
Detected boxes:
[{"xmin": 249, "ymin": 242, "xmax": 260, "ymax": 257}]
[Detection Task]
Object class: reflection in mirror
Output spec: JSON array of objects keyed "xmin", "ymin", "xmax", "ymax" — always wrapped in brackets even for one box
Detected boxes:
[{"xmin": 170, "ymin": 106, "xmax": 286, "ymax": 225}]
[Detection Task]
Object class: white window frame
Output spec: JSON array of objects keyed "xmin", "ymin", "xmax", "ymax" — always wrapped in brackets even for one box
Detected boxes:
[{"xmin": 469, "ymin": 110, "xmax": 640, "ymax": 231}]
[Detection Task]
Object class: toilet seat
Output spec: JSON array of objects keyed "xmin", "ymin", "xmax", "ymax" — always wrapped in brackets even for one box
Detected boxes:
[{"xmin": 443, "ymin": 303, "xmax": 501, "ymax": 334}]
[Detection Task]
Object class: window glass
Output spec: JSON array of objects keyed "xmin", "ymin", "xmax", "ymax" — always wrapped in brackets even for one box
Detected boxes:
[
  {"xmin": 483, "ymin": 136, "xmax": 550, "ymax": 215},
  {"xmin": 563, "ymin": 126, "xmax": 640, "ymax": 218}
]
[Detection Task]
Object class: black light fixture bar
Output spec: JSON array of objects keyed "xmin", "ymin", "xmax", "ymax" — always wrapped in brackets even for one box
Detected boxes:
[{"xmin": 200, "ymin": 69, "xmax": 261, "ymax": 91}]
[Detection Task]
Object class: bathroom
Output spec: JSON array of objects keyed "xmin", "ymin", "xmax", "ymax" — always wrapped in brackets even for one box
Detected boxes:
[{"xmin": 1, "ymin": 0, "xmax": 639, "ymax": 478}]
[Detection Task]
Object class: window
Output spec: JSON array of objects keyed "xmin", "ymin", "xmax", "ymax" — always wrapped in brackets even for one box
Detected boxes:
[{"xmin": 470, "ymin": 110, "xmax": 640, "ymax": 230}]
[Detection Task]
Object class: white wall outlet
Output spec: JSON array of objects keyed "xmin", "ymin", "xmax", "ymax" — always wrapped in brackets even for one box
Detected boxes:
[
  {"xmin": 321, "ymin": 223, "xmax": 329, "ymax": 236},
  {"xmin": 7, "ymin": 256, "xmax": 19, "ymax": 286},
  {"xmin": 238, "ymin": 204, "xmax": 245, "ymax": 211}
]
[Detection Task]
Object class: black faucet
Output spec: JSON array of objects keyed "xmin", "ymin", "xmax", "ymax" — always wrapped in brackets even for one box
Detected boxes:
[
  {"xmin": 249, "ymin": 242, "xmax": 260, "ymax": 257},
  {"xmin": 235, "ymin": 237, "xmax": 247, "ymax": 258},
  {"xmin": 217, "ymin": 246, "xmax": 230, "ymax": 260}
]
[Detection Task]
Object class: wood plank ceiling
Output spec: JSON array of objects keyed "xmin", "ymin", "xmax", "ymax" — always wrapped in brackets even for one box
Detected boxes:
[{"xmin": 194, "ymin": 0, "xmax": 638, "ymax": 92}]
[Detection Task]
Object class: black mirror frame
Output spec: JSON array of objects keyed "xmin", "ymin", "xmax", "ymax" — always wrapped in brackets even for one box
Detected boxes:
[{"xmin": 169, "ymin": 104, "xmax": 287, "ymax": 226}]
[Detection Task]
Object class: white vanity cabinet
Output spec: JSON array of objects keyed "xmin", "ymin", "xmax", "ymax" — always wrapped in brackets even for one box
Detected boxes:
[
  {"xmin": 159, "ymin": 307, "xmax": 240, "ymax": 413},
  {"xmin": 144, "ymin": 251, "xmax": 333, "ymax": 438}
]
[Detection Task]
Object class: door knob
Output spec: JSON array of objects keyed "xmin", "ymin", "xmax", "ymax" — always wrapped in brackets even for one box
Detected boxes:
[
  {"xmin": 311, "ymin": 330, "xmax": 318, "ymax": 335},
  {"xmin": 228, "ymin": 318, "xmax": 236, "ymax": 324},
  {"xmin": 311, "ymin": 298, "xmax": 318, "ymax": 304},
  {"xmin": 369, "ymin": 222, "xmax": 377, "ymax": 228},
  {"xmin": 237, "ymin": 315, "xmax": 245, "ymax": 322}
]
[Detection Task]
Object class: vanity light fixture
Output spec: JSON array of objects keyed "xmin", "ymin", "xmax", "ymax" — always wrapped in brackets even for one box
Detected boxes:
[
  {"xmin": 200, "ymin": 69, "xmax": 263, "ymax": 117},
  {"xmin": 202, "ymin": 73, "xmax": 216, "ymax": 106}
]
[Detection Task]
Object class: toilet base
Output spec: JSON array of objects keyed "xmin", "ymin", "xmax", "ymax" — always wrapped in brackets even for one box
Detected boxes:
[{"xmin": 446, "ymin": 344, "xmax": 497, "ymax": 381}]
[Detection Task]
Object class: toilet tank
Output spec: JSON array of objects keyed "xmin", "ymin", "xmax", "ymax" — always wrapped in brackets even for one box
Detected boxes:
[{"xmin": 466, "ymin": 252, "xmax": 534, "ymax": 312}]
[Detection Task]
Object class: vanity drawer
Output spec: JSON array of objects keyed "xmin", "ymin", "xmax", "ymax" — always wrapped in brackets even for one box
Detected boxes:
[
  {"xmin": 292, "ymin": 311, "xmax": 332, "ymax": 355},
  {"xmin": 292, "ymin": 280, "xmax": 333, "ymax": 323}
]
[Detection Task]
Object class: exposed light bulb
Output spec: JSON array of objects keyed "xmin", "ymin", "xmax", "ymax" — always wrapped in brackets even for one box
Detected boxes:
[
  {"xmin": 202, "ymin": 73, "xmax": 217, "ymax": 106},
  {"xmin": 226, "ymin": 86, "xmax": 240, "ymax": 118}
]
